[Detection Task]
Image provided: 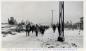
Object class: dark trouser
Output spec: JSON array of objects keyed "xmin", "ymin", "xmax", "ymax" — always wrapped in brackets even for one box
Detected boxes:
[
  {"xmin": 26, "ymin": 31, "xmax": 28, "ymax": 37},
  {"xmin": 53, "ymin": 29, "xmax": 55, "ymax": 33},
  {"xmin": 26, "ymin": 30, "xmax": 30, "ymax": 37},
  {"xmin": 41, "ymin": 30, "xmax": 45, "ymax": 35},
  {"xmin": 35, "ymin": 31, "xmax": 38, "ymax": 36}
]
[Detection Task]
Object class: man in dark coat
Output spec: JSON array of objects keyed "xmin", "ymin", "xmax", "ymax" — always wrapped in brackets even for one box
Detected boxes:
[
  {"xmin": 31, "ymin": 25, "xmax": 35, "ymax": 33},
  {"xmin": 34, "ymin": 24, "xmax": 39, "ymax": 36},
  {"xmin": 26, "ymin": 23, "xmax": 31, "ymax": 37},
  {"xmin": 52, "ymin": 24, "xmax": 56, "ymax": 33},
  {"xmin": 39, "ymin": 25, "xmax": 45, "ymax": 35}
]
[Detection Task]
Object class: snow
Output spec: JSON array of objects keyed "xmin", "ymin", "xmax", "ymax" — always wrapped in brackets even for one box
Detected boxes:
[
  {"xmin": 1, "ymin": 24, "xmax": 83, "ymax": 48},
  {"xmin": 64, "ymin": 29, "xmax": 83, "ymax": 48}
]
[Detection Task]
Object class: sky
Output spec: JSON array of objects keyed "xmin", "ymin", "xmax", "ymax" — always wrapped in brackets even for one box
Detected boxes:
[{"xmin": 1, "ymin": 1, "xmax": 83, "ymax": 25}]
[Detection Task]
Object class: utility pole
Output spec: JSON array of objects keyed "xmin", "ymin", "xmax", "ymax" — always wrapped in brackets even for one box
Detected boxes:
[
  {"xmin": 57, "ymin": 1, "xmax": 65, "ymax": 42},
  {"xmin": 51, "ymin": 10, "xmax": 53, "ymax": 25}
]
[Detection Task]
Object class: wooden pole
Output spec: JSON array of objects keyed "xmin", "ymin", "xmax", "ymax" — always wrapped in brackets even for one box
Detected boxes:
[
  {"xmin": 51, "ymin": 10, "xmax": 53, "ymax": 25},
  {"xmin": 57, "ymin": 1, "xmax": 65, "ymax": 42}
]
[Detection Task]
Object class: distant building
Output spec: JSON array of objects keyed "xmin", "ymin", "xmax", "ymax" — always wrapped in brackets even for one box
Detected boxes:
[
  {"xmin": 73, "ymin": 17, "xmax": 83, "ymax": 30},
  {"xmin": 80, "ymin": 17, "xmax": 83, "ymax": 30}
]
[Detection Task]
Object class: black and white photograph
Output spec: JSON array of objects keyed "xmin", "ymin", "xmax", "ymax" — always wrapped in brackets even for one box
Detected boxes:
[{"xmin": 1, "ymin": 1, "xmax": 83, "ymax": 48}]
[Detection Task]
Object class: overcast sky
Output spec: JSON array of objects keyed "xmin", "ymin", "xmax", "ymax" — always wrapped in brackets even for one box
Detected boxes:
[{"xmin": 2, "ymin": 1, "xmax": 83, "ymax": 25}]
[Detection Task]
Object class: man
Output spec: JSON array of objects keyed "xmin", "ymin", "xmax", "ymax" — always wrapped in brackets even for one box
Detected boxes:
[
  {"xmin": 26, "ymin": 23, "xmax": 31, "ymax": 37},
  {"xmin": 39, "ymin": 25, "xmax": 45, "ymax": 35},
  {"xmin": 35, "ymin": 24, "xmax": 39, "ymax": 36},
  {"xmin": 52, "ymin": 24, "xmax": 56, "ymax": 33},
  {"xmin": 31, "ymin": 24, "xmax": 35, "ymax": 33}
]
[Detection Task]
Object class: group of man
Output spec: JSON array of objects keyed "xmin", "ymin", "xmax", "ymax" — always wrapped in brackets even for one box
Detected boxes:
[
  {"xmin": 25, "ymin": 23, "xmax": 60, "ymax": 37},
  {"xmin": 16, "ymin": 22, "xmax": 60, "ymax": 37},
  {"xmin": 25, "ymin": 23, "xmax": 49, "ymax": 37}
]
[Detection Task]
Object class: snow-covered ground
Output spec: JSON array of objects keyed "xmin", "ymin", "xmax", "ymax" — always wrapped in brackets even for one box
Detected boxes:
[{"xmin": 1, "ymin": 24, "xmax": 83, "ymax": 48}]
